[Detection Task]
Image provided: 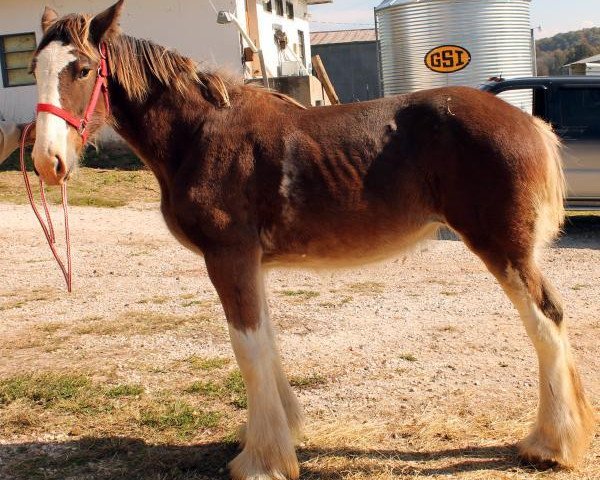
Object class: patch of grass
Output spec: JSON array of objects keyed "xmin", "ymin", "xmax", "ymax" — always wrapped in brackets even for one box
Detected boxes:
[
  {"xmin": 181, "ymin": 299, "xmax": 213, "ymax": 308},
  {"xmin": 35, "ymin": 322, "xmax": 66, "ymax": 334},
  {"xmin": 187, "ymin": 356, "xmax": 230, "ymax": 371},
  {"xmin": 278, "ymin": 289, "xmax": 320, "ymax": 300},
  {"xmin": 139, "ymin": 401, "xmax": 220, "ymax": 437},
  {"xmin": 136, "ymin": 295, "xmax": 170, "ymax": 305},
  {"xmin": 105, "ymin": 384, "xmax": 144, "ymax": 398},
  {"xmin": 0, "ymin": 373, "xmax": 92, "ymax": 407},
  {"xmin": 224, "ymin": 370, "xmax": 247, "ymax": 409},
  {"xmin": 398, "ymin": 353, "xmax": 418, "ymax": 362},
  {"xmin": 74, "ymin": 311, "xmax": 192, "ymax": 336},
  {"xmin": 183, "ymin": 381, "xmax": 222, "ymax": 397},
  {"xmin": 0, "ymin": 299, "xmax": 26, "ymax": 311},
  {"xmin": 0, "ymin": 167, "xmax": 158, "ymax": 207},
  {"xmin": 571, "ymin": 283, "xmax": 591, "ymax": 291},
  {"xmin": 0, "ymin": 288, "xmax": 57, "ymax": 312},
  {"xmin": 346, "ymin": 281, "xmax": 385, "ymax": 294},
  {"xmin": 289, "ymin": 373, "xmax": 327, "ymax": 390},
  {"xmin": 319, "ymin": 296, "xmax": 353, "ymax": 308},
  {"xmin": 440, "ymin": 291, "xmax": 458, "ymax": 296}
]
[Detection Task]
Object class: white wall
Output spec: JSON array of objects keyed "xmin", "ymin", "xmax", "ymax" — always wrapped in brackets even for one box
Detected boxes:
[
  {"xmin": 0, "ymin": 0, "xmax": 244, "ymax": 122},
  {"xmin": 253, "ymin": 0, "xmax": 312, "ymax": 78}
]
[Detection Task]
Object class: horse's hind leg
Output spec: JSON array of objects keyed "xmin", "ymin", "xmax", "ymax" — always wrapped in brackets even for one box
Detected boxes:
[
  {"xmin": 454, "ymin": 227, "xmax": 595, "ymax": 467},
  {"xmin": 205, "ymin": 244, "xmax": 301, "ymax": 480}
]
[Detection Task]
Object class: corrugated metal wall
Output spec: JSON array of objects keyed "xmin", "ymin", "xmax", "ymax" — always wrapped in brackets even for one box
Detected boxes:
[{"xmin": 312, "ymin": 41, "xmax": 381, "ymax": 103}]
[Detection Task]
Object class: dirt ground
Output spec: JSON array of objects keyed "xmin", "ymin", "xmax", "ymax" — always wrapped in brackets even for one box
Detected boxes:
[{"xmin": 0, "ymin": 202, "xmax": 598, "ymax": 480}]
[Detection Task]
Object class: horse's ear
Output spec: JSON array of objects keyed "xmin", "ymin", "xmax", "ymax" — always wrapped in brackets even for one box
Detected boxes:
[
  {"xmin": 90, "ymin": 0, "xmax": 125, "ymax": 44},
  {"xmin": 41, "ymin": 6, "xmax": 59, "ymax": 34}
]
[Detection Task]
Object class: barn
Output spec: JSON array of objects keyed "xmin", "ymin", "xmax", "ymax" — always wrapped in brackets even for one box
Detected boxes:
[{"xmin": 0, "ymin": 0, "xmax": 332, "ymax": 122}]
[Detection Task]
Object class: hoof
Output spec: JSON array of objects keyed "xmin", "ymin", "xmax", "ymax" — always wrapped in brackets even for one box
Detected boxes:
[
  {"xmin": 517, "ymin": 425, "xmax": 592, "ymax": 469},
  {"xmin": 229, "ymin": 447, "xmax": 299, "ymax": 480}
]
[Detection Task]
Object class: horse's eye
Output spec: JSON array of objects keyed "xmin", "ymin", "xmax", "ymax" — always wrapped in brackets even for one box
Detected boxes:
[{"xmin": 78, "ymin": 68, "xmax": 91, "ymax": 79}]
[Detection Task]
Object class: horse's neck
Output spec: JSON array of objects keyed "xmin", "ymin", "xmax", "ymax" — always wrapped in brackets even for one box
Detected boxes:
[{"xmin": 108, "ymin": 81, "xmax": 208, "ymax": 182}]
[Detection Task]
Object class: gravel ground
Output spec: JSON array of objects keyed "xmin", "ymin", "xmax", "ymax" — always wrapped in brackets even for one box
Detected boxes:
[{"xmin": 0, "ymin": 202, "xmax": 598, "ymax": 479}]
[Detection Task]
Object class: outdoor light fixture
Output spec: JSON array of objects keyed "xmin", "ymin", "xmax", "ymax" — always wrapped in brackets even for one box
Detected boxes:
[{"xmin": 217, "ymin": 10, "xmax": 271, "ymax": 89}]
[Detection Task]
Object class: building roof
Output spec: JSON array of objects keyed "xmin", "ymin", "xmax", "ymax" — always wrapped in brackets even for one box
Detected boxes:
[
  {"xmin": 565, "ymin": 53, "xmax": 600, "ymax": 66},
  {"xmin": 307, "ymin": 0, "xmax": 334, "ymax": 4},
  {"xmin": 310, "ymin": 29, "xmax": 377, "ymax": 45}
]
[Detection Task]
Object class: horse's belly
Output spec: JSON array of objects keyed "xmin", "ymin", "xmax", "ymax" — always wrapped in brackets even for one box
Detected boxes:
[{"xmin": 261, "ymin": 221, "xmax": 440, "ymax": 268}]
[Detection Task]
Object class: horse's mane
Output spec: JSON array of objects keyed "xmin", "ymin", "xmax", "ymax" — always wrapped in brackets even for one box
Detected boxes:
[{"xmin": 39, "ymin": 13, "xmax": 305, "ymax": 110}]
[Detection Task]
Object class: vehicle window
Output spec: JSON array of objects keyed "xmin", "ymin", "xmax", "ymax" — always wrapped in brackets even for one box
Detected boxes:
[
  {"xmin": 496, "ymin": 87, "xmax": 547, "ymax": 119},
  {"xmin": 498, "ymin": 88, "xmax": 533, "ymax": 115},
  {"xmin": 555, "ymin": 87, "xmax": 600, "ymax": 140}
]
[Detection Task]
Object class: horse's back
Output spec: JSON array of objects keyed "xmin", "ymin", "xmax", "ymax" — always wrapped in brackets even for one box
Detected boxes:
[{"xmin": 263, "ymin": 86, "xmax": 561, "ymax": 265}]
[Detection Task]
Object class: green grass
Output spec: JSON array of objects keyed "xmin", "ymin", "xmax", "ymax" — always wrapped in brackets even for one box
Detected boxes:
[
  {"xmin": 278, "ymin": 289, "xmax": 320, "ymax": 300},
  {"xmin": 183, "ymin": 381, "xmax": 222, "ymax": 396},
  {"xmin": 187, "ymin": 356, "xmax": 230, "ymax": 371},
  {"xmin": 289, "ymin": 373, "xmax": 327, "ymax": 390},
  {"xmin": 224, "ymin": 371, "xmax": 247, "ymax": 409},
  {"xmin": 105, "ymin": 384, "xmax": 144, "ymax": 398},
  {"xmin": 74, "ymin": 311, "xmax": 192, "ymax": 336},
  {"xmin": 0, "ymin": 373, "xmax": 92, "ymax": 407},
  {"xmin": 346, "ymin": 281, "xmax": 386, "ymax": 294},
  {"xmin": 0, "ymin": 167, "xmax": 159, "ymax": 207},
  {"xmin": 139, "ymin": 401, "xmax": 220, "ymax": 438}
]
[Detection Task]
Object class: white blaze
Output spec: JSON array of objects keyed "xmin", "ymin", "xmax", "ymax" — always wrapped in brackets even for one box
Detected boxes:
[{"xmin": 32, "ymin": 41, "xmax": 76, "ymax": 167}]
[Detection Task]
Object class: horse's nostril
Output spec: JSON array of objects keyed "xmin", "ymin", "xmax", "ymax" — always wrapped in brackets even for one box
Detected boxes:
[{"xmin": 54, "ymin": 155, "xmax": 67, "ymax": 177}]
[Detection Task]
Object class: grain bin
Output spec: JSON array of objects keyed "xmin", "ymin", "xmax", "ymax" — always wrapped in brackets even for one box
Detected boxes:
[{"xmin": 375, "ymin": 0, "xmax": 534, "ymax": 111}]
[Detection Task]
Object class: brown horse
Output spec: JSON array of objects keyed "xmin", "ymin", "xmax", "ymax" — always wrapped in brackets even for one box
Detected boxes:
[{"xmin": 30, "ymin": 2, "xmax": 594, "ymax": 479}]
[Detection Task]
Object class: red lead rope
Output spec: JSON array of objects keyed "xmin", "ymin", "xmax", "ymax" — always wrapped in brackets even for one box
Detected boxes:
[
  {"xmin": 21, "ymin": 42, "xmax": 110, "ymax": 292},
  {"xmin": 20, "ymin": 122, "xmax": 72, "ymax": 292}
]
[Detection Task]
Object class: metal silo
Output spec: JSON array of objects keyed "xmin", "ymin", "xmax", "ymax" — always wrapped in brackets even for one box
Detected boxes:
[{"xmin": 375, "ymin": 0, "xmax": 534, "ymax": 112}]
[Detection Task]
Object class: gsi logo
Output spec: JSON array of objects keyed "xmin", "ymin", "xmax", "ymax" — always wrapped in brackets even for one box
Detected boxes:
[{"xmin": 424, "ymin": 45, "xmax": 471, "ymax": 73}]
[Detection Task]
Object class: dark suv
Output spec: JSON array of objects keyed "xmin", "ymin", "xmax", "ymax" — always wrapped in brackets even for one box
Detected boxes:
[{"xmin": 482, "ymin": 76, "xmax": 600, "ymax": 209}]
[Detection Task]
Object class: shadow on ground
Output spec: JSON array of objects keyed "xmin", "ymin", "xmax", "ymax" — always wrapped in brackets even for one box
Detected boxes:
[
  {"xmin": 438, "ymin": 215, "xmax": 600, "ymax": 250},
  {"xmin": 0, "ymin": 437, "xmax": 550, "ymax": 480},
  {"xmin": 559, "ymin": 215, "xmax": 600, "ymax": 249}
]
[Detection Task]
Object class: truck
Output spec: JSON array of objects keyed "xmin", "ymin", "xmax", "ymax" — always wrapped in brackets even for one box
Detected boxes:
[{"xmin": 482, "ymin": 76, "xmax": 600, "ymax": 209}]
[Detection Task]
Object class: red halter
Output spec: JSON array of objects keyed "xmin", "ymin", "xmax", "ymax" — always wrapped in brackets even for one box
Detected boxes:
[{"xmin": 36, "ymin": 42, "xmax": 110, "ymax": 144}]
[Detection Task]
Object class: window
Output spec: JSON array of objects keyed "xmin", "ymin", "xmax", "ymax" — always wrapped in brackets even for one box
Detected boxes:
[
  {"xmin": 297, "ymin": 30, "xmax": 306, "ymax": 67},
  {"xmin": 555, "ymin": 87, "xmax": 600, "ymax": 140},
  {"xmin": 0, "ymin": 33, "xmax": 36, "ymax": 87},
  {"xmin": 275, "ymin": 0, "xmax": 284, "ymax": 16},
  {"xmin": 286, "ymin": 1, "xmax": 294, "ymax": 19},
  {"xmin": 496, "ymin": 86, "xmax": 547, "ymax": 118},
  {"xmin": 263, "ymin": 0, "xmax": 272, "ymax": 12}
]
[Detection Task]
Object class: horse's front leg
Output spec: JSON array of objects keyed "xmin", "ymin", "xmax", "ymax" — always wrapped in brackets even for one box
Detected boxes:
[{"xmin": 205, "ymin": 245, "xmax": 300, "ymax": 480}]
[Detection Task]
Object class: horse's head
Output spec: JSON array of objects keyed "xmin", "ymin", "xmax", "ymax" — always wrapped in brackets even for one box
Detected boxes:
[{"xmin": 32, "ymin": 0, "xmax": 124, "ymax": 185}]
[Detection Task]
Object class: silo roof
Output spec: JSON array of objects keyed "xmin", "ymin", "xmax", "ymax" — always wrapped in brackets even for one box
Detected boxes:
[
  {"xmin": 375, "ymin": 0, "xmax": 421, "ymax": 10},
  {"xmin": 376, "ymin": 0, "xmax": 530, "ymax": 10}
]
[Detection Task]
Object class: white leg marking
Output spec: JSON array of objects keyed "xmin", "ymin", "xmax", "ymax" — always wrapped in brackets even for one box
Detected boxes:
[
  {"xmin": 503, "ymin": 266, "xmax": 594, "ymax": 467},
  {"xmin": 228, "ymin": 310, "xmax": 299, "ymax": 480},
  {"xmin": 32, "ymin": 41, "xmax": 76, "ymax": 169}
]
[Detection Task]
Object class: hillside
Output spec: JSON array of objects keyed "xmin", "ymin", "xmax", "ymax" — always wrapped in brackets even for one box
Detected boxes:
[{"xmin": 536, "ymin": 27, "xmax": 600, "ymax": 75}]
